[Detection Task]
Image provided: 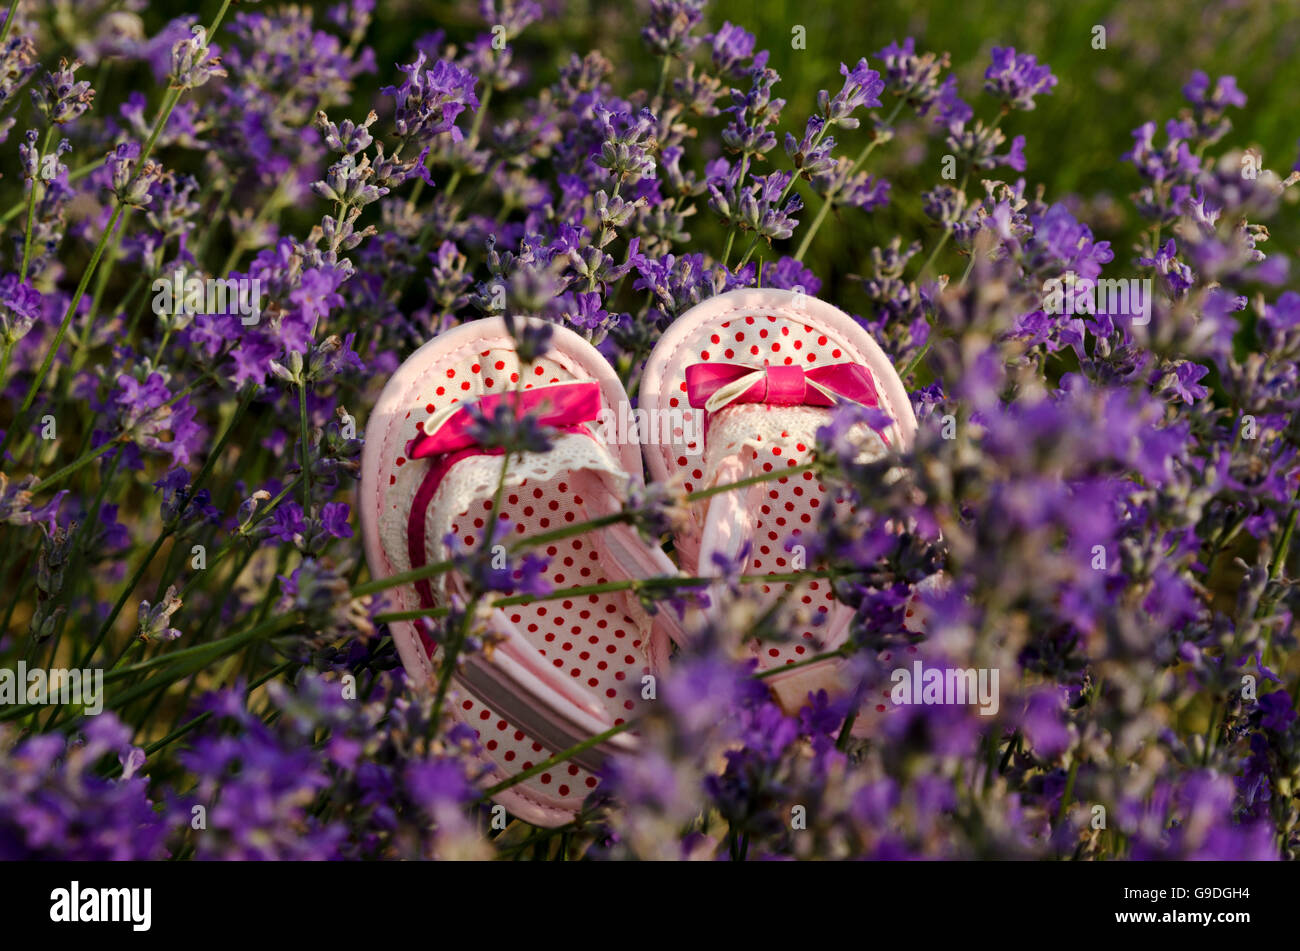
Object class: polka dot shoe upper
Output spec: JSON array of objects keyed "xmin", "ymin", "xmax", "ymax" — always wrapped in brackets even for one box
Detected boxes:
[
  {"xmin": 640, "ymin": 288, "xmax": 919, "ymax": 721},
  {"xmin": 359, "ymin": 316, "xmax": 682, "ymax": 827}
]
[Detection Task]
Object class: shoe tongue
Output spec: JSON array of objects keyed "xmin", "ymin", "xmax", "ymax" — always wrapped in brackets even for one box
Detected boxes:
[
  {"xmin": 423, "ymin": 431, "xmax": 626, "ymax": 577},
  {"xmin": 694, "ymin": 402, "xmax": 891, "ymax": 577},
  {"xmin": 700, "ymin": 404, "xmax": 822, "ymax": 490},
  {"xmin": 701, "ymin": 403, "xmax": 891, "ymax": 488}
]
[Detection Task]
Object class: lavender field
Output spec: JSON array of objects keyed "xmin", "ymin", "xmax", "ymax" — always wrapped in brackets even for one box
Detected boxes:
[{"xmin": 0, "ymin": 0, "xmax": 1297, "ymax": 864}]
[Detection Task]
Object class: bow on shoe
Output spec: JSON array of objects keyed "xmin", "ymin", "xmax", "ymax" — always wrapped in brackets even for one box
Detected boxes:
[
  {"xmin": 685, "ymin": 361, "xmax": 882, "ymax": 414},
  {"xmin": 406, "ymin": 381, "xmax": 602, "ymax": 459}
]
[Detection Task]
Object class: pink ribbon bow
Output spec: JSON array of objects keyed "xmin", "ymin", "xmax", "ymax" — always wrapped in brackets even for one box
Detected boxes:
[
  {"xmin": 406, "ymin": 381, "xmax": 602, "ymax": 460},
  {"xmin": 685, "ymin": 361, "xmax": 882, "ymax": 414}
]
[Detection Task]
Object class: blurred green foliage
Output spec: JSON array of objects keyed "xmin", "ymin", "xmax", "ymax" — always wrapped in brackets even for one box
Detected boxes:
[{"xmin": 133, "ymin": 0, "xmax": 1300, "ymax": 304}]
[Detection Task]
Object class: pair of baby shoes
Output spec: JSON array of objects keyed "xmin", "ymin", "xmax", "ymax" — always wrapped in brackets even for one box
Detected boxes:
[{"xmin": 358, "ymin": 287, "xmax": 917, "ymax": 826}]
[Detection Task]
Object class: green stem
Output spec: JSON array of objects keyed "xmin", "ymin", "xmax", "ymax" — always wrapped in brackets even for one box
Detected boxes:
[
  {"xmin": 75, "ymin": 529, "xmax": 171, "ymax": 670},
  {"xmin": 687, "ymin": 461, "xmax": 818, "ymax": 502},
  {"xmin": 425, "ymin": 86, "xmax": 493, "ymax": 206},
  {"xmin": 0, "ymin": 0, "xmax": 20, "ymax": 47},
  {"xmin": 0, "ymin": 548, "xmax": 31, "ymax": 636},
  {"xmin": 106, "ymin": 635, "xmax": 146, "ymax": 674},
  {"xmin": 735, "ymin": 122, "xmax": 832, "ymax": 271},
  {"xmin": 791, "ymin": 192, "xmax": 833, "ymax": 265},
  {"xmin": 0, "ymin": 160, "xmax": 95, "ymax": 224},
  {"xmin": 653, "ymin": 55, "xmax": 671, "ymax": 106},
  {"xmin": 351, "ymin": 557, "xmax": 455, "ymax": 598},
  {"xmin": 917, "ymin": 171, "xmax": 968, "ymax": 280},
  {"xmin": 80, "ymin": 213, "xmax": 136, "ymax": 337},
  {"xmin": 1202, "ymin": 700, "xmax": 1219, "ymax": 765},
  {"xmin": 505, "ymin": 511, "xmax": 632, "ymax": 554},
  {"xmin": 183, "ymin": 386, "xmax": 255, "ymax": 516},
  {"xmin": 352, "ymin": 461, "xmax": 824, "ymax": 598},
  {"xmin": 998, "ymin": 729, "xmax": 1021, "ymax": 773},
  {"xmin": 1269, "ymin": 491, "xmax": 1298, "ymax": 582},
  {"xmin": 106, "ymin": 661, "xmax": 295, "ymax": 776},
  {"xmin": 36, "ymin": 451, "xmax": 123, "ymax": 668},
  {"xmin": 835, "ymin": 706, "xmax": 858, "ymax": 750},
  {"xmin": 72, "ymin": 387, "xmax": 251, "ymax": 670},
  {"xmin": 481, "ymin": 720, "xmax": 635, "ymax": 799},
  {"xmin": 793, "ymin": 98, "xmax": 907, "ymax": 263},
  {"xmin": 192, "ymin": 181, "xmax": 231, "ymax": 266},
  {"xmin": 1056, "ymin": 756, "xmax": 1080, "ymax": 826},
  {"xmin": 958, "ymin": 249, "xmax": 978, "ymax": 287},
  {"xmin": 101, "ymin": 627, "xmax": 284, "ymax": 685},
  {"xmin": 753, "ymin": 645, "xmax": 849, "ymax": 679},
  {"xmin": 30, "ymin": 437, "xmax": 122, "ymax": 493},
  {"xmin": 900, "ymin": 338, "xmax": 932, "ymax": 380},
  {"xmin": 430, "ymin": 449, "xmax": 512, "ymax": 725},
  {"xmin": 177, "ymin": 477, "xmax": 300, "ymax": 602},
  {"xmin": 297, "ymin": 379, "xmax": 312, "ymax": 510},
  {"xmin": 219, "ymin": 174, "xmax": 294, "ymax": 275},
  {"xmin": 374, "ymin": 569, "xmax": 837, "ymax": 623},
  {"xmin": 95, "ymin": 613, "xmax": 298, "ymax": 719}
]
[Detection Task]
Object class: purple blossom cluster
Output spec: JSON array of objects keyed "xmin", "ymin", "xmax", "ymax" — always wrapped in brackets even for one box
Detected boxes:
[{"xmin": 0, "ymin": 0, "xmax": 1296, "ymax": 862}]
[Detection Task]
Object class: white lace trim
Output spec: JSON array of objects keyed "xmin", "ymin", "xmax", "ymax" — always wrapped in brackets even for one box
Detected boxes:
[{"xmin": 701, "ymin": 404, "xmax": 888, "ymax": 488}]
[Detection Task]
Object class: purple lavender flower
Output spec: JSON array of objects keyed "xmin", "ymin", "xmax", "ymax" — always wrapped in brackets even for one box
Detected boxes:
[
  {"xmin": 265, "ymin": 501, "xmax": 308, "ymax": 544},
  {"xmin": 593, "ymin": 104, "xmax": 658, "ymax": 185},
  {"xmin": 153, "ymin": 467, "xmax": 220, "ymax": 525},
  {"xmin": 1019, "ymin": 689, "xmax": 1071, "ymax": 758},
  {"xmin": 383, "ymin": 52, "xmax": 479, "ymax": 146},
  {"xmin": 1183, "ymin": 70, "xmax": 1247, "ymax": 110},
  {"xmin": 0, "ymin": 272, "xmax": 41, "ymax": 346},
  {"xmin": 479, "ymin": 0, "xmax": 543, "ymax": 41},
  {"xmin": 928, "ymin": 74, "xmax": 973, "ymax": 130},
  {"xmin": 875, "ymin": 38, "xmax": 950, "ymax": 112},
  {"xmin": 0, "ymin": 716, "xmax": 175, "ymax": 859},
  {"xmin": 764, "ymin": 256, "xmax": 821, "ymax": 294},
  {"xmin": 1181, "ymin": 71, "xmax": 1247, "ymax": 145},
  {"xmin": 740, "ymin": 170, "xmax": 802, "ymax": 241},
  {"xmin": 983, "ymin": 47, "xmax": 1057, "ymax": 110},
  {"xmin": 784, "ymin": 116, "xmax": 836, "ymax": 178},
  {"xmin": 1254, "ymin": 688, "xmax": 1295, "ymax": 734},
  {"xmin": 559, "ymin": 290, "xmax": 622, "ymax": 336},
  {"xmin": 641, "ymin": 0, "xmax": 706, "ymax": 58},
  {"xmin": 31, "ymin": 58, "xmax": 95, "ymax": 124},
  {"xmin": 818, "ymin": 58, "xmax": 884, "ymax": 128},
  {"xmin": 137, "ymin": 585, "xmax": 183, "ymax": 642},
  {"xmin": 1124, "ymin": 120, "xmax": 1201, "ymax": 187},
  {"xmin": 169, "ymin": 27, "xmax": 227, "ymax": 90},
  {"xmin": 319, "ymin": 501, "xmax": 354, "ymax": 540},
  {"xmin": 707, "ymin": 21, "xmax": 762, "ymax": 76},
  {"xmin": 721, "ymin": 66, "xmax": 783, "ymax": 156}
]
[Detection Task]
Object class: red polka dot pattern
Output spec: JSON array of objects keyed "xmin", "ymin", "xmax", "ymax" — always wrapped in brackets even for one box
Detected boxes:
[
  {"xmin": 387, "ymin": 344, "xmax": 648, "ymax": 813},
  {"xmin": 655, "ymin": 313, "xmax": 883, "ymax": 680},
  {"xmin": 738, "ymin": 445, "xmax": 844, "ymax": 670}
]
